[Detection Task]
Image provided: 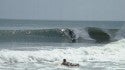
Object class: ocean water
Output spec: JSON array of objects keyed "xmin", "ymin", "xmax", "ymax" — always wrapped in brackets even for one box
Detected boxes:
[{"xmin": 0, "ymin": 19, "xmax": 125, "ymax": 70}]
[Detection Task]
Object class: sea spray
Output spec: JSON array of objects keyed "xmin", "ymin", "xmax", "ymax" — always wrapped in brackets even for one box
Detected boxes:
[{"xmin": 115, "ymin": 24, "xmax": 125, "ymax": 40}]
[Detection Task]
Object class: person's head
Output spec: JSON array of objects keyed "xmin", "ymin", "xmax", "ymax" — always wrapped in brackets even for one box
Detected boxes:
[{"xmin": 63, "ymin": 59, "xmax": 66, "ymax": 62}]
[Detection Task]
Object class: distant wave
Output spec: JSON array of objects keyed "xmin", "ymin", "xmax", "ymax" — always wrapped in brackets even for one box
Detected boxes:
[{"xmin": 0, "ymin": 27, "xmax": 121, "ymax": 43}]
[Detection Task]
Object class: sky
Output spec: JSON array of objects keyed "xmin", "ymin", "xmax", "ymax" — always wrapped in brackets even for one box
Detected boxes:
[{"xmin": 0, "ymin": 0, "xmax": 125, "ymax": 21}]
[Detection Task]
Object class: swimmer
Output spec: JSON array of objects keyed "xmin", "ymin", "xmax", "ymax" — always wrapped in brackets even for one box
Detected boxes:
[{"xmin": 61, "ymin": 59, "xmax": 79, "ymax": 67}]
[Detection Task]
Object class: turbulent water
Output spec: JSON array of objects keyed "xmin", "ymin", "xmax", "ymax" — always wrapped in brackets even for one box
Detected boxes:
[{"xmin": 0, "ymin": 19, "xmax": 125, "ymax": 70}]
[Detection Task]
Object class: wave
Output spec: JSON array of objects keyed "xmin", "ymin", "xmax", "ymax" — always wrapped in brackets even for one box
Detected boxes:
[
  {"xmin": 0, "ymin": 29, "xmax": 76, "ymax": 43},
  {"xmin": 0, "ymin": 39, "xmax": 125, "ymax": 64},
  {"xmin": 0, "ymin": 27, "xmax": 121, "ymax": 43}
]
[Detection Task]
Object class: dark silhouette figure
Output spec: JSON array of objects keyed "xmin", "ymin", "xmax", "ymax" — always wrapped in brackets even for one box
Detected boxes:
[
  {"xmin": 68, "ymin": 29, "xmax": 76, "ymax": 43},
  {"xmin": 61, "ymin": 59, "xmax": 79, "ymax": 67}
]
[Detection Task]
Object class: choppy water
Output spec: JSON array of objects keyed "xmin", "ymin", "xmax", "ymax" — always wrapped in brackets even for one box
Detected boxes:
[{"xmin": 0, "ymin": 19, "xmax": 125, "ymax": 70}]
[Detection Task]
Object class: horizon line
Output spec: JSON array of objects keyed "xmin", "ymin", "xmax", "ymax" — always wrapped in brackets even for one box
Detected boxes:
[{"xmin": 0, "ymin": 18, "xmax": 125, "ymax": 22}]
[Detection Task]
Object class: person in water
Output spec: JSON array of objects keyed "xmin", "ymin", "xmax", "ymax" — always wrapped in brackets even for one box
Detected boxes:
[
  {"xmin": 68, "ymin": 30, "xmax": 76, "ymax": 43},
  {"xmin": 61, "ymin": 59, "xmax": 79, "ymax": 67}
]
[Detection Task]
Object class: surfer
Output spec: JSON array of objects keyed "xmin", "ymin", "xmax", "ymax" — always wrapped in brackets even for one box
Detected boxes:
[
  {"xmin": 61, "ymin": 59, "xmax": 79, "ymax": 67},
  {"xmin": 68, "ymin": 29, "xmax": 76, "ymax": 43},
  {"xmin": 62, "ymin": 29, "xmax": 76, "ymax": 43}
]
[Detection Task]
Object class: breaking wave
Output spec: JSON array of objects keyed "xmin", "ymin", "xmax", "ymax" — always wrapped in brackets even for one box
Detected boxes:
[{"xmin": 0, "ymin": 27, "xmax": 121, "ymax": 43}]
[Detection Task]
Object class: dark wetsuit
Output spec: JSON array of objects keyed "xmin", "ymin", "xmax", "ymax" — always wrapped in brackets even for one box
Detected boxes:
[
  {"xmin": 68, "ymin": 30, "xmax": 76, "ymax": 43},
  {"xmin": 61, "ymin": 61, "xmax": 79, "ymax": 67}
]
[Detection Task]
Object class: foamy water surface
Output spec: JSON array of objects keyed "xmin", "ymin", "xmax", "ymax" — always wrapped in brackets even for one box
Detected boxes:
[{"xmin": 0, "ymin": 39, "xmax": 125, "ymax": 70}]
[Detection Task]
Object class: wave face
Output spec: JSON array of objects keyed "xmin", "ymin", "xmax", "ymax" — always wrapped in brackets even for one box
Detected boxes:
[
  {"xmin": 0, "ymin": 28, "xmax": 121, "ymax": 43},
  {"xmin": 0, "ymin": 29, "xmax": 76, "ymax": 43},
  {"xmin": 86, "ymin": 27, "xmax": 117, "ymax": 42}
]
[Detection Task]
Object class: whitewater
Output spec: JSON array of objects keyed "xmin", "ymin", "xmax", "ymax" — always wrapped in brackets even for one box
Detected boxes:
[{"xmin": 0, "ymin": 39, "xmax": 125, "ymax": 70}]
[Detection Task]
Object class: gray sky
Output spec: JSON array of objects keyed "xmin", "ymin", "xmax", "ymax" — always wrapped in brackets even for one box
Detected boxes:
[{"xmin": 0, "ymin": 0, "xmax": 125, "ymax": 20}]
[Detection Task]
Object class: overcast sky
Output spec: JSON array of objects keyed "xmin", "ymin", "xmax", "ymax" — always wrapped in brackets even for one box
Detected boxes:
[{"xmin": 0, "ymin": 0, "xmax": 125, "ymax": 20}]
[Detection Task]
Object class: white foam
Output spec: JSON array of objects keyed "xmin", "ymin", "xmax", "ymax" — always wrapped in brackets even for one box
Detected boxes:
[{"xmin": 0, "ymin": 39, "xmax": 125, "ymax": 64}]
